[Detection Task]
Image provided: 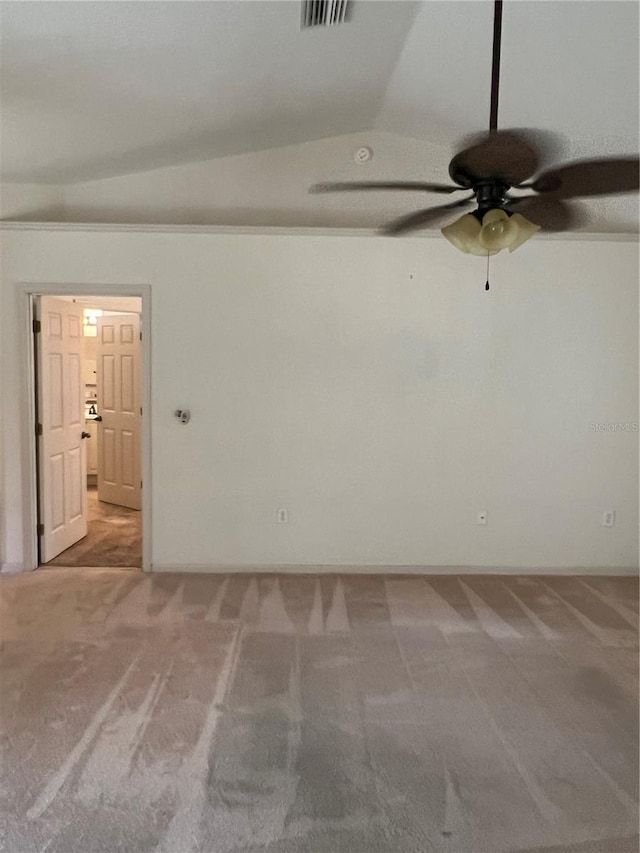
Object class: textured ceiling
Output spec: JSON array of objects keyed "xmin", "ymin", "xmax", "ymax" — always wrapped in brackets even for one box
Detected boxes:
[{"xmin": 0, "ymin": 1, "xmax": 638, "ymax": 231}]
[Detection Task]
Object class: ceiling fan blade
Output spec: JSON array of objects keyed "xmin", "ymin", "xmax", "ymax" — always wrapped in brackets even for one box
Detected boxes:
[
  {"xmin": 449, "ymin": 130, "xmax": 540, "ymax": 187},
  {"xmin": 382, "ymin": 197, "xmax": 474, "ymax": 235},
  {"xmin": 505, "ymin": 196, "xmax": 582, "ymax": 231},
  {"xmin": 531, "ymin": 157, "xmax": 640, "ymax": 198},
  {"xmin": 309, "ymin": 181, "xmax": 462, "ymax": 195}
]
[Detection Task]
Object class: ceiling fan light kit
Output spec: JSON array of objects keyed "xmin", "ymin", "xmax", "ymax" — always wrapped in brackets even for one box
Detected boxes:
[
  {"xmin": 442, "ymin": 208, "xmax": 540, "ymax": 255},
  {"xmin": 310, "ymin": 0, "xmax": 638, "ymax": 276},
  {"xmin": 503, "ymin": 214, "xmax": 542, "ymax": 253}
]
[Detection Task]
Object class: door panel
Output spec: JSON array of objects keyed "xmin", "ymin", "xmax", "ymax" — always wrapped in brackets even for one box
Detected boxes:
[
  {"xmin": 121, "ymin": 355, "xmax": 134, "ymax": 411},
  {"xmin": 69, "ymin": 355, "xmax": 82, "ymax": 422},
  {"xmin": 50, "ymin": 455, "xmax": 65, "ymax": 530},
  {"xmin": 97, "ymin": 314, "xmax": 142, "ymax": 510},
  {"xmin": 102, "ymin": 428, "xmax": 116, "ymax": 483},
  {"xmin": 68, "ymin": 313, "xmax": 80, "ymax": 339},
  {"xmin": 37, "ymin": 296, "xmax": 88, "ymax": 562},
  {"xmin": 103, "ymin": 355, "xmax": 115, "ymax": 408},
  {"xmin": 68, "ymin": 447, "xmax": 83, "ymax": 520},
  {"xmin": 121, "ymin": 431, "xmax": 135, "ymax": 486},
  {"xmin": 49, "ymin": 354, "xmax": 63, "ymax": 427}
]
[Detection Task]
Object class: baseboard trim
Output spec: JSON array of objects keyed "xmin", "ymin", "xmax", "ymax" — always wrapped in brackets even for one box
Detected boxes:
[
  {"xmin": 38, "ymin": 565, "xmax": 142, "ymax": 572},
  {"xmin": 151, "ymin": 563, "xmax": 639, "ymax": 577},
  {"xmin": 3, "ymin": 561, "xmax": 635, "ymax": 577},
  {"xmin": 0, "ymin": 563, "xmax": 31, "ymax": 575}
]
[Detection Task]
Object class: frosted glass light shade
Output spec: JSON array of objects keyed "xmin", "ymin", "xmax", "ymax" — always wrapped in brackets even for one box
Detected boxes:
[
  {"xmin": 507, "ymin": 213, "xmax": 541, "ymax": 252},
  {"xmin": 441, "ymin": 208, "xmax": 541, "ymax": 255},
  {"xmin": 441, "ymin": 214, "xmax": 482, "ymax": 253},
  {"xmin": 479, "ymin": 209, "xmax": 518, "ymax": 250},
  {"xmin": 466, "ymin": 242, "xmax": 499, "ymax": 257}
]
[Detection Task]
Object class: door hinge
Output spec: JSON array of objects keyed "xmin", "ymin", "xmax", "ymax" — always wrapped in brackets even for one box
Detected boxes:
[
  {"xmin": 140, "ymin": 406, "xmax": 143, "ymax": 416},
  {"xmin": 139, "ymin": 331, "xmax": 142, "ymax": 341},
  {"xmin": 37, "ymin": 523, "xmax": 44, "ymax": 536},
  {"xmin": 140, "ymin": 480, "xmax": 143, "ymax": 489},
  {"xmin": 36, "ymin": 422, "xmax": 43, "ymax": 436},
  {"xmin": 33, "ymin": 319, "xmax": 41, "ymax": 334}
]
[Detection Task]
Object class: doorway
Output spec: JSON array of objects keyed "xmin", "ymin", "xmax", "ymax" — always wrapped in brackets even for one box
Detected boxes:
[{"xmin": 33, "ymin": 293, "xmax": 144, "ymax": 569}]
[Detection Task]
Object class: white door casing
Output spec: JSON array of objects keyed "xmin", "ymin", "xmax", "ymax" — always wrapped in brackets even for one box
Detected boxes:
[
  {"xmin": 37, "ymin": 296, "xmax": 88, "ymax": 562},
  {"xmin": 97, "ymin": 313, "xmax": 142, "ymax": 510}
]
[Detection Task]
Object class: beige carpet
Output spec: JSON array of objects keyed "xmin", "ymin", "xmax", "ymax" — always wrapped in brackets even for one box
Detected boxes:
[
  {"xmin": 1, "ymin": 570, "xmax": 637, "ymax": 852},
  {"xmin": 44, "ymin": 486, "xmax": 142, "ymax": 568}
]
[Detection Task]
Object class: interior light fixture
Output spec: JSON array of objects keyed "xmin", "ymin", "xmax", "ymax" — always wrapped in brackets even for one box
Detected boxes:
[
  {"xmin": 83, "ymin": 309, "xmax": 103, "ymax": 336},
  {"xmin": 82, "ymin": 308, "xmax": 103, "ymax": 326},
  {"xmin": 441, "ymin": 208, "xmax": 540, "ymax": 255}
]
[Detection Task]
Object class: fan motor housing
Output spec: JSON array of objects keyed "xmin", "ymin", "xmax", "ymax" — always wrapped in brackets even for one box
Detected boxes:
[{"xmin": 471, "ymin": 179, "xmax": 511, "ymax": 219}]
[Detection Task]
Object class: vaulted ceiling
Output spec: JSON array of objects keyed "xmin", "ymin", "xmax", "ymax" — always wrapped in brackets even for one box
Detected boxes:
[{"xmin": 1, "ymin": 1, "xmax": 638, "ymax": 230}]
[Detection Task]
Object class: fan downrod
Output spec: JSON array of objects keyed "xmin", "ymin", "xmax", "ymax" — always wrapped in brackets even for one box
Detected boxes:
[{"xmin": 470, "ymin": 179, "xmax": 510, "ymax": 218}]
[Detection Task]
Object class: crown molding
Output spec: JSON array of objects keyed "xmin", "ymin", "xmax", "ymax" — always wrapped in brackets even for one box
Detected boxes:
[
  {"xmin": 1, "ymin": 220, "xmax": 378, "ymax": 237},
  {"xmin": 1, "ymin": 220, "xmax": 638, "ymax": 242}
]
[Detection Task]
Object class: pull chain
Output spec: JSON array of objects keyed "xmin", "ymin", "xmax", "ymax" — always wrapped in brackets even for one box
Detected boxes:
[{"xmin": 485, "ymin": 253, "xmax": 490, "ymax": 291}]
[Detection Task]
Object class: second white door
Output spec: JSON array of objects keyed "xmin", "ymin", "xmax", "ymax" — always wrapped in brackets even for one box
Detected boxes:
[{"xmin": 97, "ymin": 313, "xmax": 142, "ymax": 510}]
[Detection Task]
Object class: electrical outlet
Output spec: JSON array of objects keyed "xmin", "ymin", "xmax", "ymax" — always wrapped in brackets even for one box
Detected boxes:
[
  {"xmin": 602, "ymin": 510, "xmax": 615, "ymax": 527},
  {"xmin": 277, "ymin": 508, "xmax": 289, "ymax": 524},
  {"xmin": 477, "ymin": 510, "xmax": 488, "ymax": 526}
]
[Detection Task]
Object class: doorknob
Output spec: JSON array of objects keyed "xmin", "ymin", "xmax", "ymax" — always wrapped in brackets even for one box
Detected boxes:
[{"xmin": 81, "ymin": 431, "xmax": 91, "ymax": 439}]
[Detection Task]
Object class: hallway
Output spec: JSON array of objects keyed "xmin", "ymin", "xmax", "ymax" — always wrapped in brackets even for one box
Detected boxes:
[{"xmin": 44, "ymin": 486, "xmax": 141, "ymax": 568}]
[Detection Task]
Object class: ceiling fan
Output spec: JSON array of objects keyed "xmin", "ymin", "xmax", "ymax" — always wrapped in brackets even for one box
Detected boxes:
[{"xmin": 309, "ymin": 0, "xmax": 639, "ymax": 269}]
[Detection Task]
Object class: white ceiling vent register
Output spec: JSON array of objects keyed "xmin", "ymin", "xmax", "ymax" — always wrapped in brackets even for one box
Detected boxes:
[{"xmin": 302, "ymin": 0, "xmax": 351, "ymax": 29}]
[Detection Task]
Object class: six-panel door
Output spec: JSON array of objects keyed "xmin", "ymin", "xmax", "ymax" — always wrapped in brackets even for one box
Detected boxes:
[
  {"xmin": 37, "ymin": 296, "xmax": 88, "ymax": 562},
  {"xmin": 97, "ymin": 314, "xmax": 142, "ymax": 510}
]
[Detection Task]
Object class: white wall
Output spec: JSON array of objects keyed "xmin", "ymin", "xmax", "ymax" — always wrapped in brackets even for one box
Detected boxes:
[{"xmin": 1, "ymin": 226, "xmax": 637, "ymax": 572}]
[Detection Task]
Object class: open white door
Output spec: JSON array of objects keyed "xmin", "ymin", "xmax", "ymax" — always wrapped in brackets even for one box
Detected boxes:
[
  {"xmin": 36, "ymin": 296, "xmax": 88, "ymax": 562},
  {"xmin": 97, "ymin": 313, "xmax": 142, "ymax": 510}
]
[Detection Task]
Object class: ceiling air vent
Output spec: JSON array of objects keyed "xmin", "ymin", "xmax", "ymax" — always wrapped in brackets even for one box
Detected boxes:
[{"xmin": 302, "ymin": 0, "xmax": 352, "ymax": 29}]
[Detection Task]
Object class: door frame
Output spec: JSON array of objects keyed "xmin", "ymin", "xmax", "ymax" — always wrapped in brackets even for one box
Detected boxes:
[{"xmin": 19, "ymin": 282, "xmax": 152, "ymax": 572}]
